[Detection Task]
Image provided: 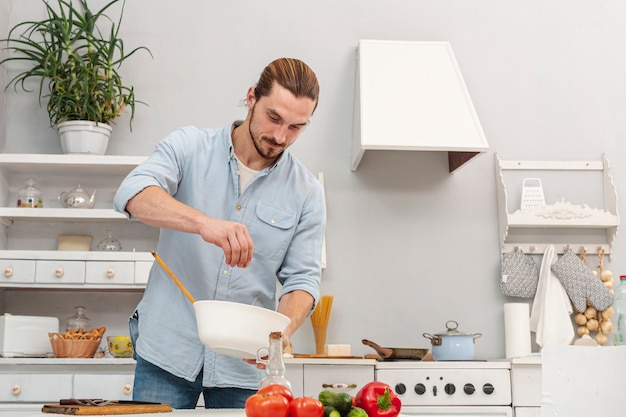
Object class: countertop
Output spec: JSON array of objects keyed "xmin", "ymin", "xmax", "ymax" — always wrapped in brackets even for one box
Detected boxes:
[
  {"xmin": 27, "ymin": 410, "xmax": 414, "ymax": 417},
  {"xmin": 0, "ymin": 357, "xmax": 376, "ymax": 366}
]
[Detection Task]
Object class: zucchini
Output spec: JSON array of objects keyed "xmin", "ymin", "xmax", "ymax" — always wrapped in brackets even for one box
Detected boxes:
[
  {"xmin": 318, "ymin": 390, "xmax": 353, "ymax": 415},
  {"xmin": 346, "ymin": 407, "xmax": 368, "ymax": 417}
]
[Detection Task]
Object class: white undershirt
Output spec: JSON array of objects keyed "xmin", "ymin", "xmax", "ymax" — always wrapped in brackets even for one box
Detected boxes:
[{"xmin": 238, "ymin": 161, "xmax": 260, "ymax": 193}]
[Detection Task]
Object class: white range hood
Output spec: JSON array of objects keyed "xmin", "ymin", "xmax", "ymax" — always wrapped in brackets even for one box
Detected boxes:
[{"xmin": 351, "ymin": 40, "xmax": 489, "ymax": 173}]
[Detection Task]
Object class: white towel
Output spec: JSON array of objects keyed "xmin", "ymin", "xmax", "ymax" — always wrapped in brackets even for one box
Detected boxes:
[{"xmin": 529, "ymin": 245, "xmax": 574, "ymax": 348}]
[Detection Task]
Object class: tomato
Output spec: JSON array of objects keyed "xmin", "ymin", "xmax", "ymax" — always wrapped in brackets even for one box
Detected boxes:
[
  {"xmin": 258, "ymin": 383, "xmax": 294, "ymax": 403},
  {"xmin": 288, "ymin": 397, "xmax": 325, "ymax": 417},
  {"xmin": 245, "ymin": 393, "xmax": 289, "ymax": 417}
]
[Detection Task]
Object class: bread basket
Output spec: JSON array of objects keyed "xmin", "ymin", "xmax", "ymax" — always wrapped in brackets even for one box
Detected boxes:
[{"xmin": 49, "ymin": 327, "xmax": 106, "ymax": 358}]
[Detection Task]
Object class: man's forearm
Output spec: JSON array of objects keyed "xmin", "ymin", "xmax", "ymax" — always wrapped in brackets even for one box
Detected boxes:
[{"xmin": 278, "ymin": 290, "xmax": 315, "ymax": 341}]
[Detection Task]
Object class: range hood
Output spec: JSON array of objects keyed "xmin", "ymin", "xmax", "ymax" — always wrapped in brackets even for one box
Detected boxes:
[{"xmin": 351, "ymin": 40, "xmax": 489, "ymax": 173}]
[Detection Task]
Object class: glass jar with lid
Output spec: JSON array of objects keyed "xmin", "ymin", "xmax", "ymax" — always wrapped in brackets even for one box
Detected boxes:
[
  {"xmin": 66, "ymin": 306, "xmax": 92, "ymax": 331},
  {"xmin": 17, "ymin": 178, "xmax": 43, "ymax": 208}
]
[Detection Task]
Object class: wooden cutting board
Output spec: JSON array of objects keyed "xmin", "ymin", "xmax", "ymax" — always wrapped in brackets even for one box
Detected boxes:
[
  {"xmin": 42, "ymin": 403, "xmax": 172, "ymax": 415},
  {"xmin": 292, "ymin": 353, "xmax": 363, "ymax": 359}
]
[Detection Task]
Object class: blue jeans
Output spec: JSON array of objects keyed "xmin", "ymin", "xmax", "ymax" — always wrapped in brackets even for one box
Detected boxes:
[{"xmin": 129, "ymin": 312, "xmax": 255, "ymax": 409}]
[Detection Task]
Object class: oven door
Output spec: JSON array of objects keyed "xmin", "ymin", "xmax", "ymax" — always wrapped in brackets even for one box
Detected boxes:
[{"xmin": 400, "ymin": 405, "xmax": 513, "ymax": 416}]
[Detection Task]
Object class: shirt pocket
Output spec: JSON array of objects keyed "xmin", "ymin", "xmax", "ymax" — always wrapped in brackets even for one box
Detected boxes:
[{"xmin": 249, "ymin": 202, "xmax": 296, "ymax": 261}]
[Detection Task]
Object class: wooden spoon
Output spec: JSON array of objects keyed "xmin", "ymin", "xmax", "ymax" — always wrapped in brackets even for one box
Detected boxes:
[{"xmin": 151, "ymin": 250, "xmax": 196, "ymax": 304}]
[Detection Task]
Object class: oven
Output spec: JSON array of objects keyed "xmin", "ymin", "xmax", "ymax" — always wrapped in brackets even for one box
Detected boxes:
[{"xmin": 375, "ymin": 361, "xmax": 512, "ymax": 416}]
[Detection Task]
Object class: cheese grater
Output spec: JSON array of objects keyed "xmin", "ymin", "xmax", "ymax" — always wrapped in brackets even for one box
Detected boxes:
[{"xmin": 520, "ymin": 178, "xmax": 545, "ymax": 210}]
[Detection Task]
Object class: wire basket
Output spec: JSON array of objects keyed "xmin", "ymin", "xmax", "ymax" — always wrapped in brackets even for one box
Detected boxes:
[{"xmin": 520, "ymin": 178, "xmax": 546, "ymax": 210}]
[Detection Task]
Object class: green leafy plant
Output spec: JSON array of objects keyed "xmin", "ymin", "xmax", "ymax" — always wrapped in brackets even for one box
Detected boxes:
[{"xmin": 0, "ymin": 0, "xmax": 151, "ymax": 128}]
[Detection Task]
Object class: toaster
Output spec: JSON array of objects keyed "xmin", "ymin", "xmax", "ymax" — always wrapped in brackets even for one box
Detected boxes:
[{"xmin": 0, "ymin": 313, "xmax": 59, "ymax": 357}]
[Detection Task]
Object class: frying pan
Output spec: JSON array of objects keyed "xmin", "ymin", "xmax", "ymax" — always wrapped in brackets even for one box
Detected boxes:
[{"xmin": 362, "ymin": 339, "xmax": 428, "ymax": 361}]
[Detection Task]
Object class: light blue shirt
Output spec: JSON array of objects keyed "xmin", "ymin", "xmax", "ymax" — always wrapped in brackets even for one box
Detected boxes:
[{"xmin": 114, "ymin": 124, "xmax": 325, "ymax": 389}]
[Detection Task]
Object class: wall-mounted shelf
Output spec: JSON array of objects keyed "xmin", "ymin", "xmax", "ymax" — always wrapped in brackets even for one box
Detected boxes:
[{"xmin": 495, "ymin": 153, "xmax": 619, "ymax": 255}]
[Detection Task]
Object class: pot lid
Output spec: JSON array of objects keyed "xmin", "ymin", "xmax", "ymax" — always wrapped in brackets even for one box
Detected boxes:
[{"xmin": 434, "ymin": 320, "xmax": 474, "ymax": 337}]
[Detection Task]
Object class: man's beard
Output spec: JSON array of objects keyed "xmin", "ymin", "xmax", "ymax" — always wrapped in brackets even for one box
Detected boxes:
[{"xmin": 248, "ymin": 105, "xmax": 284, "ymax": 161}]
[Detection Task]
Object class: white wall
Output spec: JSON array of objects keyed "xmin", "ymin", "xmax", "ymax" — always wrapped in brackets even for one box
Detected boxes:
[{"xmin": 4, "ymin": 0, "xmax": 626, "ymax": 358}]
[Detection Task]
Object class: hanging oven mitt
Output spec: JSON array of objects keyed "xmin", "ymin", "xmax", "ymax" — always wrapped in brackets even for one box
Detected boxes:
[
  {"xmin": 550, "ymin": 248, "xmax": 614, "ymax": 313},
  {"xmin": 500, "ymin": 247, "xmax": 539, "ymax": 298}
]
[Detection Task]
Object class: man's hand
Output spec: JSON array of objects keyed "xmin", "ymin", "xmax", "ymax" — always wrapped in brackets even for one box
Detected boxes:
[
  {"xmin": 126, "ymin": 186, "xmax": 254, "ymax": 268},
  {"xmin": 199, "ymin": 218, "xmax": 254, "ymax": 268}
]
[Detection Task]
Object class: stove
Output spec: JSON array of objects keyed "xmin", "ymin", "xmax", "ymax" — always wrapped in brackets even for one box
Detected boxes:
[{"xmin": 375, "ymin": 360, "xmax": 512, "ymax": 416}]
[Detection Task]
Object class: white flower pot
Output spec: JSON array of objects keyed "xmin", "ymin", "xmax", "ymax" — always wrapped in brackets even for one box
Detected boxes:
[{"xmin": 58, "ymin": 121, "xmax": 112, "ymax": 155}]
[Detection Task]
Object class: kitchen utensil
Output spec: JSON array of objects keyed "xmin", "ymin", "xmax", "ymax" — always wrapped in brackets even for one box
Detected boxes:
[
  {"xmin": 361, "ymin": 339, "xmax": 428, "ymax": 361},
  {"xmin": 422, "ymin": 320, "xmax": 482, "ymax": 361},
  {"xmin": 310, "ymin": 295, "xmax": 333, "ymax": 354},
  {"xmin": 151, "ymin": 250, "xmax": 195, "ymax": 303},
  {"xmin": 151, "ymin": 251, "xmax": 290, "ymax": 359},
  {"xmin": 42, "ymin": 401, "xmax": 171, "ymax": 415},
  {"xmin": 520, "ymin": 178, "xmax": 545, "ymax": 210},
  {"xmin": 58, "ymin": 183, "xmax": 96, "ymax": 208},
  {"xmin": 292, "ymin": 353, "xmax": 363, "ymax": 359}
]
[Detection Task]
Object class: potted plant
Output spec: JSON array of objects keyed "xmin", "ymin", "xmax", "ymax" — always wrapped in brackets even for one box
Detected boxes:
[{"xmin": 0, "ymin": 0, "xmax": 151, "ymax": 154}]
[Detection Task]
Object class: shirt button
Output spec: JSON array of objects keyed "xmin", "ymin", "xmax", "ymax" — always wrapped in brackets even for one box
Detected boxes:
[
  {"xmin": 271, "ymin": 219, "xmax": 276, "ymax": 224},
  {"xmin": 223, "ymin": 269, "xmax": 228, "ymax": 275},
  {"xmin": 236, "ymin": 204, "xmax": 242, "ymax": 210}
]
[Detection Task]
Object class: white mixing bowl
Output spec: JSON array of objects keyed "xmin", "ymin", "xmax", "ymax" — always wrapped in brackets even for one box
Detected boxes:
[{"xmin": 193, "ymin": 300, "xmax": 291, "ymax": 358}]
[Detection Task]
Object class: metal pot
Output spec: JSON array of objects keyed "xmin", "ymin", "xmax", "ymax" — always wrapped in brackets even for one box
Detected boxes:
[{"xmin": 422, "ymin": 320, "xmax": 481, "ymax": 361}]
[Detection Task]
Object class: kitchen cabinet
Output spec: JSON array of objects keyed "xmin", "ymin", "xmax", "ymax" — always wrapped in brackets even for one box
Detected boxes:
[
  {"xmin": 0, "ymin": 154, "xmax": 158, "ymax": 291},
  {"xmin": 285, "ymin": 358, "xmax": 376, "ymax": 398},
  {"xmin": 0, "ymin": 358, "xmax": 134, "ymax": 417},
  {"xmin": 495, "ymin": 153, "xmax": 619, "ymax": 255},
  {"xmin": 511, "ymin": 357, "xmax": 541, "ymax": 417},
  {"xmin": 0, "ymin": 357, "xmax": 374, "ymax": 416}
]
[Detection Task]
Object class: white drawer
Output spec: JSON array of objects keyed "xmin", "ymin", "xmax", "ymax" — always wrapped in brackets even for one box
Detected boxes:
[
  {"xmin": 285, "ymin": 364, "xmax": 304, "ymax": 398},
  {"xmin": 0, "ymin": 373, "xmax": 72, "ymax": 402},
  {"xmin": 0, "ymin": 403, "xmax": 44, "ymax": 417},
  {"xmin": 86, "ymin": 261, "xmax": 134, "ymax": 284},
  {"xmin": 514, "ymin": 407, "xmax": 541, "ymax": 417},
  {"xmin": 73, "ymin": 374, "xmax": 134, "ymax": 400},
  {"xmin": 35, "ymin": 260, "xmax": 85, "ymax": 284},
  {"xmin": 134, "ymin": 261, "xmax": 153, "ymax": 284},
  {"xmin": 0, "ymin": 259, "xmax": 35, "ymax": 284},
  {"xmin": 302, "ymin": 364, "xmax": 374, "ymax": 397}
]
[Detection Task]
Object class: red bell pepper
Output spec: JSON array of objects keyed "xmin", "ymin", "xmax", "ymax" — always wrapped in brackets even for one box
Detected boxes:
[{"xmin": 354, "ymin": 382, "xmax": 401, "ymax": 417}]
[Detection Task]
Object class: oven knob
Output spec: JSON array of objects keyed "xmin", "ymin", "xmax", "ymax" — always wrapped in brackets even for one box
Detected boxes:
[
  {"xmin": 444, "ymin": 383, "xmax": 455, "ymax": 395},
  {"xmin": 483, "ymin": 383, "xmax": 495, "ymax": 395},
  {"xmin": 414, "ymin": 383, "xmax": 426, "ymax": 395},
  {"xmin": 394, "ymin": 383, "xmax": 406, "ymax": 395},
  {"xmin": 464, "ymin": 383, "xmax": 475, "ymax": 395}
]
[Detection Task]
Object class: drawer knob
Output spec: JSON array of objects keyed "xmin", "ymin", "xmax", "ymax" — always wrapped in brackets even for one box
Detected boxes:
[
  {"xmin": 11, "ymin": 384, "xmax": 21, "ymax": 395},
  {"xmin": 123, "ymin": 383, "xmax": 133, "ymax": 395},
  {"xmin": 106, "ymin": 268, "xmax": 116, "ymax": 278},
  {"xmin": 55, "ymin": 267, "xmax": 64, "ymax": 277},
  {"xmin": 3, "ymin": 267, "xmax": 13, "ymax": 277}
]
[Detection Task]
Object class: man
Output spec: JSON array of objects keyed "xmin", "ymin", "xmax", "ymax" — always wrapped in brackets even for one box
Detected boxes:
[{"xmin": 113, "ymin": 58, "xmax": 325, "ymax": 409}]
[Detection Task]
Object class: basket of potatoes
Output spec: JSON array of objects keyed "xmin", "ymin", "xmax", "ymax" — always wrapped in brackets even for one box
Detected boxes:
[{"xmin": 49, "ymin": 327, "xmax": 106, "ymax": 358}]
